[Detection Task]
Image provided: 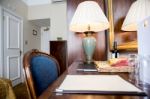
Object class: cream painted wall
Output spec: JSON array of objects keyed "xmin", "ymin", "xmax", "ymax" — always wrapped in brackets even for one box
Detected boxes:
[
  {"xmin": 24, "ymin": 21, "xmax": 41, "ymax": 52},
  {"xmin": 28, "ymin": 2, "xmax": 67, "ymax": 40},
  {"xmin": 28, "ymin": 4, "xmax": 51, "ymax": 20},
  {"xmin": 50, "ymin": 2, "xmax": 67, "ymax": 40},
  {"xmin": 0, "ymin": 0, "xmax": 41, "ymax": 53},
  {"xmin": 0, "ymin": 0, "xmax": 41, "ymax": 78}
]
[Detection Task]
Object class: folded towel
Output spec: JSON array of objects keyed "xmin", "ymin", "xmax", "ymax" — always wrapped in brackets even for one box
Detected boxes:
[{"xmin": 109, "ymin": 58, "xmax": 128, "ymax": 67}]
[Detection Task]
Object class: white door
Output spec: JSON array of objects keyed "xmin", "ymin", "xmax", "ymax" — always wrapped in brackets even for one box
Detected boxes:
[
  {"xmin": 41, "ymin": 27, "xmax": 50, "ymax": 54},
  {"xmin": 3, "ymin": 9, "xmax": 23, "ymax": 86}
]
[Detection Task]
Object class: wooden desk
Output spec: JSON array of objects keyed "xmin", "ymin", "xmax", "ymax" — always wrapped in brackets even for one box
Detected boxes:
[{"xmin": 38, "ymin": 61, "xmax": 150, "ymax": 99}]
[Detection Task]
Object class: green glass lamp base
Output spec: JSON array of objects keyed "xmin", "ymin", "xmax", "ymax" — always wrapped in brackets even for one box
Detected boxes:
[{"xmin": 83, "ymin": 33, "xmax": 96, "ymax": 64}]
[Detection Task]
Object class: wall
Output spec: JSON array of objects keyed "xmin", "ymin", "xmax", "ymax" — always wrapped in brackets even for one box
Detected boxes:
[
  {"xmin": 0, "ymin": 0, "xmax": 41, "ymax": 77},
  {"xmin": 28, "ymin": 2, "xmax": 67, "ymax": 40},
  {"xmin": 24, "ymin": 21, "xmax": 41, "ymax": 52},
  {"xmin": 0, "ymin": 0, "xmax": 41, "ymax": 53},
  {"xmin": 28, "ymin": 4, "xmax": 51, "ymax": 20},
  {"xmin": 50, "ymin": 2, "xmax": 67, "ymax": 40}
]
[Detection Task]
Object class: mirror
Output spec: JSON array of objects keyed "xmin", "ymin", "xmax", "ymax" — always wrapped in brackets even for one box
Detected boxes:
[{"xmin": 108, "ymin": 0, "xmax": 137, "ymax": 51}]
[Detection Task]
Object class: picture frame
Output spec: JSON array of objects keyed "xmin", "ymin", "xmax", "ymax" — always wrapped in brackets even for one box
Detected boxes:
[
  {"xmin": 33, "ymin": 30, "xmax": 37, "ymax": 35},
  {"xmin": 108, "ymin": 0, "xmax": 137, "ymax": 51}
]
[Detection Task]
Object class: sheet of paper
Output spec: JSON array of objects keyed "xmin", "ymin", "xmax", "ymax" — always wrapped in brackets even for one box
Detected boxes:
[{"xmin": 57, "ymin": 75, "xmax": 142, "ymax": 93}]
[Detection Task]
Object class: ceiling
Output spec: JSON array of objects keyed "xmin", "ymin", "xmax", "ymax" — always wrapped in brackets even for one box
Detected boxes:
[{"xmin": 22, "ymin": 0, "xmax": 65, "ymax": 6}]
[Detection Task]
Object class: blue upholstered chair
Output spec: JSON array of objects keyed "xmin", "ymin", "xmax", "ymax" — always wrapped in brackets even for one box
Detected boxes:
[{"xmin": 23, "ymin": 49, "xmax": 60, "ymax": 99}]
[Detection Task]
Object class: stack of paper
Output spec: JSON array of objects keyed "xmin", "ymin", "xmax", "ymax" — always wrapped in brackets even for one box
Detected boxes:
[{"xmin": 56, "ymin": 75, "xmax": 145, "ymax": 95}]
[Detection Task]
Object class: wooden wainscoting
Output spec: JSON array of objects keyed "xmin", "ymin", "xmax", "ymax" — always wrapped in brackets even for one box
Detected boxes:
[{"xmin": 67, "ymin": 0, "xmax": 108, "ymax": 66}]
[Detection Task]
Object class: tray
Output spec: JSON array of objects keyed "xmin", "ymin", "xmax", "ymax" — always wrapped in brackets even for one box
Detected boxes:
[{"xmin": 94, "ymin": 61, "xmax": 134, "ymax": 72}]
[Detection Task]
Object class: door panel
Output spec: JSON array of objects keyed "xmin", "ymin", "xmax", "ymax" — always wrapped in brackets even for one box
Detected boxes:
[
  {"xmin": 3, "ymin": 10, "xmax": 22, "ymax": 86},
  {"xmin": 8, "ymin": 17, "xmax": 20, "ymax": 48},
  {"xmin": 8, "ymin": 56, "xmax": 20, "ymax": 81}
]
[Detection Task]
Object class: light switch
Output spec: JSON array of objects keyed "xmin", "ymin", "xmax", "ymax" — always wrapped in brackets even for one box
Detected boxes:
[{"xmin": 25, "ymin": 40, "xmax": 28, "ymax": 45}]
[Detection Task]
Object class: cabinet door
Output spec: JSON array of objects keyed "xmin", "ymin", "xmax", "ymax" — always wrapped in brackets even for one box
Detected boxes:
[{"xmin": 50, "ymin": 41, "xmax": 67, "ymax": 75}]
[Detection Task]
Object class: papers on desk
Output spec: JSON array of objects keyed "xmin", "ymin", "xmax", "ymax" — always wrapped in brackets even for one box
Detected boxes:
[{"xmin": 55, "ymin": 75, "xmax": 146, "ymax": 95}]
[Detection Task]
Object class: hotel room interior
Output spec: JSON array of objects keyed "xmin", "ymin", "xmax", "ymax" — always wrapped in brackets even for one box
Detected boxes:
[{"xmin": 0, "ymin": 0, "xmax": 150, "ymax": 99}]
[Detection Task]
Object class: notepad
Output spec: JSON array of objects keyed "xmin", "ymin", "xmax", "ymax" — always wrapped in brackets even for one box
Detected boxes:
[
  {"xmin": 55, "ymin": 75, "xmax": 146, "ymax": 95},
  {"xmin": 76, "ymin": 63, "xmax": 97, "ymax": 72}
]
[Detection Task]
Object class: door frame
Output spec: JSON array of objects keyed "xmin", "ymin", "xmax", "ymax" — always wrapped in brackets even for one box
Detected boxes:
[
  {"xmin": 0, "ymin": 6, "xmax": 3, "ymax": 77},
  {"xmin": 0, "ymin": 7, "xmax": 24, "ymax": 83}
]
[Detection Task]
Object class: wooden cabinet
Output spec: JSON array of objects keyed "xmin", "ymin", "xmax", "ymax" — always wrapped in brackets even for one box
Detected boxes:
[{"xmin": 50, "ymin": 40, "xmax": 67, "ymax": 75}]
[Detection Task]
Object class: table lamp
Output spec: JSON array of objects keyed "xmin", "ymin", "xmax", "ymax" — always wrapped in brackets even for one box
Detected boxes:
[
  {"xmin": 121, "ymin": 0, "xmax": 150, "ymax": 31},
  {"xmin": 69, "ymin": 1, "xmax": 109, "ymax": 64}
]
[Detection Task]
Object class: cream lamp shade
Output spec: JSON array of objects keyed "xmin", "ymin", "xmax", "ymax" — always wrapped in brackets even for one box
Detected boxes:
[
  {"xmin": 122, "ymin": 0, "xmax": 150, "ymax": 31},
  {"xmin": 69, "ymin": 1, "xmax": 109, "ymax": 32}
]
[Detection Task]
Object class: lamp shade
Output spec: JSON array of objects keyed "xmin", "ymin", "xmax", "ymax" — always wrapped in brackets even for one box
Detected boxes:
[
  {"xmin": 121, "ymin": 0, "xmax": 150, "ymax": 31},
  {"xmin": 69, "ymin": 1, "xmax": 109, "ymax": 32}
]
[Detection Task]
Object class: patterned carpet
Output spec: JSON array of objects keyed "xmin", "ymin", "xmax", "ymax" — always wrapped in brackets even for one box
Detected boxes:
[{"xmin": 13, "ymin": 83, "xmax": 30, "ymax": 99}]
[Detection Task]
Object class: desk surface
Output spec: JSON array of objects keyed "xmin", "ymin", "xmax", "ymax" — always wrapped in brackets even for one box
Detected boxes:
[{"xmin": 38, "ymin": 61, "xmax": 150, "ymax": 99}]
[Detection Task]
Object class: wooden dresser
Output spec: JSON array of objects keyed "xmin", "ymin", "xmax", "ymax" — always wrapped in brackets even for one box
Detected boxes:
[{"xmin": 49, "ymin": 40, "xmax": 68, "ymax": 75}]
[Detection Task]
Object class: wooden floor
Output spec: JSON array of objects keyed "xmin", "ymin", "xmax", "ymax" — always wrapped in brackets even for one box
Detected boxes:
[{"xmin": 13, "ymin": 83, "xmax": 30, "ymax": 99}]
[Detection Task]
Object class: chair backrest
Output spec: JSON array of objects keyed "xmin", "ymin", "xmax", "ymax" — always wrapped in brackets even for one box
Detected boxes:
[{"xmin": 23, "ymin": 49, "xmax": 60, "ymax": 99}]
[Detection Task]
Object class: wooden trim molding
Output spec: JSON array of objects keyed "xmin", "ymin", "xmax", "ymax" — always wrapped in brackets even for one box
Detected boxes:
[
  {"xmin": 108, "ymin": 0, "xmax": 114, "ymax": 50},
  {"xmin": 108, "ymin": 0, "xmax": 137, "ymax": 51}
]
